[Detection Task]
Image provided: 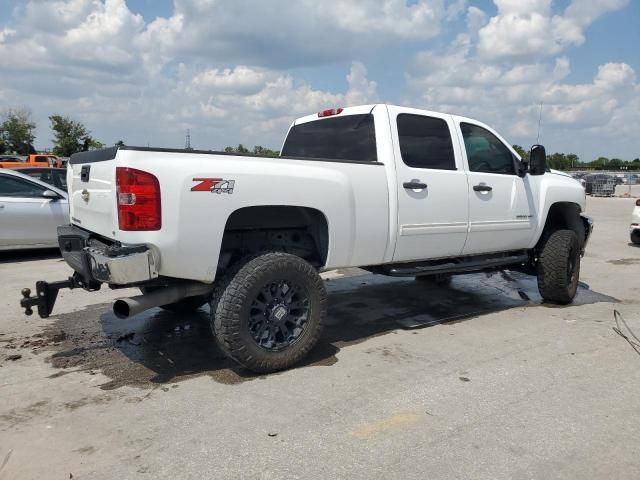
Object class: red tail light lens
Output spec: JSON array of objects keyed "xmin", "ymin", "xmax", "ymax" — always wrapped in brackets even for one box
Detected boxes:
[
  {"xmin": 116, "ymin": 167, "xmax": 161, "ymax": 231},
  {"xmin": 318, "ymin": 108, "xmax": 343, "ymax": 118}
]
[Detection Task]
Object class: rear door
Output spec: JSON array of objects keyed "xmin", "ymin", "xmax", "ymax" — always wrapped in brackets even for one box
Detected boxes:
[
  {"xmin": 389, "ymin": 107, "xmax": 469, "ymax": 262},
  {"xmin": 0, "ymin": 173, "xmax": 68, "ymax": 248},
  {"xmin": 454, "ymin": 118, "xmax": 538, "ymax": 255}
]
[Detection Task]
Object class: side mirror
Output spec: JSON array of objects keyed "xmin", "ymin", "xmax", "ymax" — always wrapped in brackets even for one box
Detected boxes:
[
  {"xmin": 42, "ymin": 189, "xmax": 61, "ymax": 200},
  {"xmin": 529, "ymin": 144, "xmax": 546, "ymax": 176}
]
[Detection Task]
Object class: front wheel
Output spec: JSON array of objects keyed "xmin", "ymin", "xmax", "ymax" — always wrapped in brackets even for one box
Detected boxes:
[
  {"xmin": 211, "ymin": 252, "xmax": 327, "ymax": 373},
  {"xmin": 536, "ymin": 229, "xmax": 580, "ymax": 304},
  {"xmin": 631, "ymin": 229, "xmax": 640, "ymax": 245}
]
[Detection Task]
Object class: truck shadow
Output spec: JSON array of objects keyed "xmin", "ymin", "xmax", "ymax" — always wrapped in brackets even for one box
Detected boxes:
[{"xmin": 44, "ymin": 271, "xmax": 617, "ymax": 389}]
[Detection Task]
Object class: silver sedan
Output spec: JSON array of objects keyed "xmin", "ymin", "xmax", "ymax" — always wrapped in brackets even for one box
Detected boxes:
[{"xmin": 0, "ymin": 169, "xmax": 69, "ymax": 250}]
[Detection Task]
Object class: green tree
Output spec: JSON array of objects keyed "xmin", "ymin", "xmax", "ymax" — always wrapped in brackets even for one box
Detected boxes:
[
  {"xmin": 252, "ymin": 145, "xmax": 280, "ymax": 157},
  {"xmin": 49, "ymin": 115, "xmax": 102, "ymax": 157},
  {"xmin": 566, "ymin": 153, "xmax": 579, "ymax": 169},
  {"xmin": 236, "ymin": 144, "xmax": 249, "ymax": 154},
  {"xmin": 512, "ymin": 144, "xmax": 529, "ymax": 161},
  {"xmin": 547, "ymin": 152, "xmax": 570, "ymax": 170},
  {"xmin": 1, "ymin": 108, "xmax": 36, "ymax": 155}
]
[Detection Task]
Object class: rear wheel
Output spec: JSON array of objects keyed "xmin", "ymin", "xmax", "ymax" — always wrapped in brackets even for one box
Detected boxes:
[
  {"xmin": 211, "ymin": 252, "xmax": 327, "ymax": 373},
  {"xmin": 631, "ymin": 229, "xmax": 640, "ymax": 245},
  {"xmin": 536, "ymin": 229, "xmax": 580, "ymax": 304},
  {"xmin": 139, "ymin": 286, "xmax": 208, "ymax": 313}
]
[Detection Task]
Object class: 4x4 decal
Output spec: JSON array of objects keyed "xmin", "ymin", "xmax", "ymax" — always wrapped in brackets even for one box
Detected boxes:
[{"xmin": 191, "ymin": 178, "xmax": 235, "ymax": 194}]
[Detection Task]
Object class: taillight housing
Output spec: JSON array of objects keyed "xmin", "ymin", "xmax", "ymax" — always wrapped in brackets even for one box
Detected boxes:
[
  {"xmin": 116, "ymin": 167, "xmax": 161, "ymax": 231},
  {"xmin": 318, "ymin": 108, "xmax": 343, "ymax": 118}
]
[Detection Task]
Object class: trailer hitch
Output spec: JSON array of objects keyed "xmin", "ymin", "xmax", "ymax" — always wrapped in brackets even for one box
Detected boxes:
[{"xmin": 20, "ymin": 274, "xmax": 100, "ymax": 318}]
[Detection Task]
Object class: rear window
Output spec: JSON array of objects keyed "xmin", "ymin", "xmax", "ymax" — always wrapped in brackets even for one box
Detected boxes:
[
  {"xmin": 281, "ymin": 114, "xmax": 377, "ymax": 162},
  {"xmin": 397, "ymin": 114, "xmax": 456, "ymax": 170}
]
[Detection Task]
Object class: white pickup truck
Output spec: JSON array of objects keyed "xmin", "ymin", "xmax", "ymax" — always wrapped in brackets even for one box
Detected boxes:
[{"xmin": 20, "ymin": 104, "xmax": 592, "ymax": 372}]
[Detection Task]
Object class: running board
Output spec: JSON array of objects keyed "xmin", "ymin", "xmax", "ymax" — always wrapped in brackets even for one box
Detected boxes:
[{"xmin": 370, "ymin": 251, "xmax": 531, "ymax": 277}]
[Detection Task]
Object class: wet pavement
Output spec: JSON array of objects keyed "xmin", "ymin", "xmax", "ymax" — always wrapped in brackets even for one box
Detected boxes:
[{"xmin": 3, "ymin": 270, "xmax": 617, "ymax": 392}]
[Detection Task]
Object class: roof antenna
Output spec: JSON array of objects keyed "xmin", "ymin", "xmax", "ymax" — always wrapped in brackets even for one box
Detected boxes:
[{"xmin": 536, "ymin": 101, "xmax": 543, "ymax": 145}]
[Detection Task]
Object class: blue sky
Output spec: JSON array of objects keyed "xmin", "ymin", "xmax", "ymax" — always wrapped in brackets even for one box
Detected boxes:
[{"xmin": 0, "ymin": 0, "xmax": 638, "ymax": 160}]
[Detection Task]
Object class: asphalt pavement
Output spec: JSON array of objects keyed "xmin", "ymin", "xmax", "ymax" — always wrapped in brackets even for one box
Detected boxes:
[{"xmin": 1, "ymin": 196, "xmax": 639, "ymax": 480}]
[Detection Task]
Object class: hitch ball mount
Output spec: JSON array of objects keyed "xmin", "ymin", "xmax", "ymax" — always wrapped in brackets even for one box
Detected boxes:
[{"xmin": 20, "ymin": 274, "xmax": 99, "ymax": 318}]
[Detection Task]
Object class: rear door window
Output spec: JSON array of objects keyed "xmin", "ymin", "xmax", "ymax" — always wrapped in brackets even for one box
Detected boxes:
[
  {"xmin": 282, "ymin": 114, "xmax": 377, "ymax": 162},
  {"xmin": 397, "ymin": 114, "xmax": 456, "ymax": 170}
]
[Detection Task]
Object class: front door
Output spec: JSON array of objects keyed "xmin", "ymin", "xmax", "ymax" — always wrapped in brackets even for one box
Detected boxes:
[
  {"xmin": 454, "ymin": 119, "xmax": 538, "ymax": 255},
  {"xmin": 390, "ymin": 108, "xmax": 469, "ymax": 262},
  {"xmin": 0, "ymin": 174, "xmax": 67, "ymax": 248}
]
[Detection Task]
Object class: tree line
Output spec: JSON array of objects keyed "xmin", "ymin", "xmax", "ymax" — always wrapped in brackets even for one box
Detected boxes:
[
  {"xmin": 512, "ymin": 145, "xmax": 640, "ymax": 171},
  {"xmin": 0, "ymin": 108, "xmax": 103, "ymax": 157},
  {"xmin": 223, "ymin": 144, "xmax": 280, "ymax": 156},
  {"xmin": 3, "ymin": 107, "xmax": 635, "ymax": 169}
]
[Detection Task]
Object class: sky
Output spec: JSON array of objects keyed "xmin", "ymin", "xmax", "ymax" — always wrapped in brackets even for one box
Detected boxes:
[{"xmin": 0, "ymin": 0, "xmax": 638, "ymax": 161}]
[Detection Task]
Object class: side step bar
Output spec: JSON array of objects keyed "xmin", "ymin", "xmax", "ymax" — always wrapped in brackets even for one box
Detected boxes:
[{"xmin": 370, "ymin": 250, "xmax": 531, "ymax": 277}]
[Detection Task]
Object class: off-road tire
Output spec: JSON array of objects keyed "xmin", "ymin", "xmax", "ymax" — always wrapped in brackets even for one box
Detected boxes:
[
  {"xmin": 139, "ymin": 286, "xmax": 208, "ymax": 313},
  {"xmin": 415, "ymin": 274, "xmax": 452, "ymax": 286},
  {"xmin": 631, "ymin": 230, "xmax": 640, "ymax": 245},
  {"xmin": 537, "ymin": 229, "xmax": 580, "ymax": 304},
  {"xmin": 210, "ymin": 252, "xmax": 327, "ymax": 373}
]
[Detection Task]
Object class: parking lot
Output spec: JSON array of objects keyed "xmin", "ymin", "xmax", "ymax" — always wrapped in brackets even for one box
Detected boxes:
[{"xmin": 1, "ymin": 196, "xmax": 639, "ymax": 479}]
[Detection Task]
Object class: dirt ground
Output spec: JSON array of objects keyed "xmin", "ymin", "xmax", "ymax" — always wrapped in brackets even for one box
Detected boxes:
[{"xmin": 1, "ymin": 196, "xmax": 639, "ymax": 479}]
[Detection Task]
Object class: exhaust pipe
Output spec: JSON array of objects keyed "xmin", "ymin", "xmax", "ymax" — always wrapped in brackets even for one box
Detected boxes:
[{"xmin": 113, "ymin": 282, "xmax": 213, "ymax": 319}]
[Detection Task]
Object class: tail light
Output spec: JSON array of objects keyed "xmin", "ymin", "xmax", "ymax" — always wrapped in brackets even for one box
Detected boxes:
[
  {"xmin": 116, "ymin": 167, "xmax": 161, "ymax": 231},
  {"xmin": 318, "ymin": 108, "xmax": 343, "ymax": 118}
]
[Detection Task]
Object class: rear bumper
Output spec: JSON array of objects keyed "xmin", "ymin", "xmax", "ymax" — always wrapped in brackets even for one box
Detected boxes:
[{"xmin": 58, "ymin": 224, "xmax": 158, "ymax": 285}]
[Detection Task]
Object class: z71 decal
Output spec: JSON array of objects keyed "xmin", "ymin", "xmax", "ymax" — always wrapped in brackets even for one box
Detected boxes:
[{"xmin": 191, "ymin": 178, "xmax": 235, "ymax": 194}]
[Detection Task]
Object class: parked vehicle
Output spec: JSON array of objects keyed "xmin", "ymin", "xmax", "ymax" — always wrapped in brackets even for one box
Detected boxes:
[
  {"xmin": 0, "ymin": 169, "xmax": 69, "ymax": 250},
  {"xmin": 16, "ymin": 167, "xmax": 68, "ymax": 192},
  {"xmin": 0, "ymin": 156, "xmax": 25, "ymax": 167},
  {"xmin": 631, "ymin": 199, "xmax": 640, "ymax": 245},
  {"xmin": 0, "ymin": 153, "xmax": 62, "ymax": 169},
  {"xmin": 584, "ymin": 173, "xmax": 616, "ymax": 196},
  {"xmin": 20, "ymin": 104, "xmax": 592, "ymax": 372}
]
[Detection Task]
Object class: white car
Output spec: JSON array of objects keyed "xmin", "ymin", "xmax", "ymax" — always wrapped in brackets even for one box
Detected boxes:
[
  {"xmin": 631, "ymin": 199, "xmax": 640, "ymax": 244},
  {"xmin": 21, "ymin": 104, "xmax": 592, "ymax": 372},
  {"xmin": 0, "ymin": 169, "xmax": 69, "ymax": 250}
]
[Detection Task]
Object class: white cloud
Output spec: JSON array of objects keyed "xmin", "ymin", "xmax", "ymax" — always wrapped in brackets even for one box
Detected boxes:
[
  {"xmin": 0, "ymin": 0, "xmax": 636, "ymax": 161},
  {"xmin": 477, "ymin": 0, "xmax": 630, "ymax": 59}
]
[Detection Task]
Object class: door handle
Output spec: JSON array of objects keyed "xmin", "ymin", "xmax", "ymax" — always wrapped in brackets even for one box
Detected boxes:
[
  {"xmin": 473, "ymin": 184, "xmax": 492, "ymax": 192},
  {"xmin": 403, "ymin": 182, "xmax": 427, "ymax": 190}
]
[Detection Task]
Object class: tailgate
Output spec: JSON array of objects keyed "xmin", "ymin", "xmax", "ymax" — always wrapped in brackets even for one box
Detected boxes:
[{"xmin": 68, "ymin": 147, "xmax": 119, "ymax": 238}]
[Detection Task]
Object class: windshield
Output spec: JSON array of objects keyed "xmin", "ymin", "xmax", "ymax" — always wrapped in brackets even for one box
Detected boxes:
[{"xmin": 281, "ymin": 114, "xmax": 377, "ymax": 162}]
